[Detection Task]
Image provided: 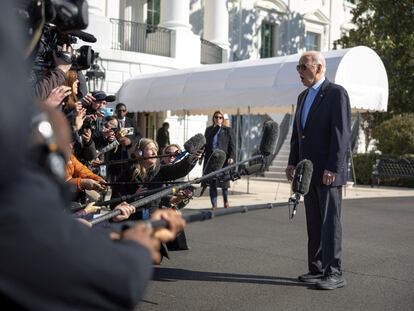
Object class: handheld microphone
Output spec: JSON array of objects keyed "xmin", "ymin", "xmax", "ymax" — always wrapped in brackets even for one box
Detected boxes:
[
  {"xmin": 258, "ymin": 120, "xmax": 279, "ymax": 170},
  {"xmin": 198, "ymin": 149, "xmax": 227, "ymax": 196},
  {"xmin": 173, "ymin": 134, "xmax": 206, "ymax": 164},
  {"xmin": 289, "ymin": 159, "xmax": 313, "ymax": 219},
  {"xmin": 66, "ymin": 30, "xmax": 97, "ymax": 43},
  {"xmin": 203, "ymin": 149, "xmax": 227, "ymax": 175}
]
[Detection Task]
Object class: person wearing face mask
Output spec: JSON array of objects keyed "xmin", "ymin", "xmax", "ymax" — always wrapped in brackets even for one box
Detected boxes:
[{"xmin": 203, "ymin": 110, "xmax": 235, "ymax": 210}]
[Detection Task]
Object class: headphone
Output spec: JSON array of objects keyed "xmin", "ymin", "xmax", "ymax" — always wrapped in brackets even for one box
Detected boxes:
[{"xmin": 31, "ymin": 112, "xmax": 67, "ymax": 181}]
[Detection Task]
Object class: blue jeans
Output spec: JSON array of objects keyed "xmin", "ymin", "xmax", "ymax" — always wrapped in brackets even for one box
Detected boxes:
[{"xmin": 209, "ymin": 180, "xmax": 228, "ymax": 207}]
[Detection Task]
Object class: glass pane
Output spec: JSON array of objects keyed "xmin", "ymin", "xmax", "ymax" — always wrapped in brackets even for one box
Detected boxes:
[{"xmin": 260, "ymin": 22, "xmax": 274, "ymax": 59}]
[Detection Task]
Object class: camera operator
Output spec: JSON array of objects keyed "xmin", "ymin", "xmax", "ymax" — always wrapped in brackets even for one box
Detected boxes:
[{"xmin": 32, "ymin": 43, "xmax": 73, "ymax": 105}]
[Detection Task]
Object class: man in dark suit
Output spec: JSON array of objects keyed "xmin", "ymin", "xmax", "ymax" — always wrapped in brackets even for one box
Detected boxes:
[
  {"xmin": 286, "ymin": 51, "xmax": 351, "ymax": 290},
  {"xmin": 156, "ymin": 122, "xmax": 171, "ymax": 151}
]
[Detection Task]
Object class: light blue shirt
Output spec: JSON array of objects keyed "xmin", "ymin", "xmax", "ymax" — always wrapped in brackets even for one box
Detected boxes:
[
  {"xmin": 301, "ymin": 77, "xmax": 325, "ymax": 128},
  {"xmin": 212, "ymin": 126, "xmax": 221, "ymax": 149}
]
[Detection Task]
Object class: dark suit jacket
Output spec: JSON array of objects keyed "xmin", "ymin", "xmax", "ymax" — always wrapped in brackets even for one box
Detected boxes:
[
  {"xmin": 288, "ymin": 79, "xmax": 351, "ymax": 186},
  {"xmin": 204, "ymin": 125, "xmax": 235, "ymax": 164},
  {"xmin": 203, "ymin": 125, "xmax": 236, "ymax": 188},
  {"xmin": 0, "ymin": 167, "xmax": 152, "ymax": 310}
]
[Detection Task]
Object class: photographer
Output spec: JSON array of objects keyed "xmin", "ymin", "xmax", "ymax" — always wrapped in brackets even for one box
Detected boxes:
[{"xmin": 32, "ymin": 43, "xmax": 73, "ymax": 105}]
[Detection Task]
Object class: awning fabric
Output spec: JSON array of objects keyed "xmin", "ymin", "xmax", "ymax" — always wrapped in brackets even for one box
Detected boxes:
[{"xmin": 117, "ymin": 46, "xmax": 388, "ymax": 114}]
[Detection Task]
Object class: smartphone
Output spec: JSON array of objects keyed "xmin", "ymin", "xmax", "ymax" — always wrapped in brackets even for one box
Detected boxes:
[
  {"xmin": 99, "ymin": 107, "xmax": 114, "ymax": 117},
  {"xmin": 122, "ymin": 127, "xmax": 134, "ymax": 135}
]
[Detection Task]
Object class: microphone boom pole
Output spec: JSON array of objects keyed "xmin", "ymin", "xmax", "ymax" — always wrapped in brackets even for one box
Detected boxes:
[
  {"xmin": 111, "ymin": 201, "xmax": 292, "ymax": 232},
  {"xmin": 89, "ymin": 154, "xmax": 264, "ymax": 226}
]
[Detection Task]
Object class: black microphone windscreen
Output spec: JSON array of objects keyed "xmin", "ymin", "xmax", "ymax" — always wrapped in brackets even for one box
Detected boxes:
[
  {"xmin": 68, "ymin": 30, "xmax": 97, "ymax": 42},
  {"xmin": 292, "ymin": 159, "xmax": 313, "ymax": 196},
  {"xmin": 184, "ymin": 133, "xmax": 206, "ymax": 154},
  {"xmin": 259, "ymin": 121, "xmax": 279, "ymax": 156},
  {"xmin": 203, "ymin": 149, "xmax": 226, "ymax": 174},
  {"xmin": 244, "ymin": 163, "xmax": 264, "ymax": 175}
]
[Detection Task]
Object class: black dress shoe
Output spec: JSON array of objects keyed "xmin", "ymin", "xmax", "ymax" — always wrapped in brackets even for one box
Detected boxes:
[
  {"xmin": 298, "ymin": 272, "xmax": 323, "ymax": 283},
  {"xmin": 316, "ymin": 274, "xmax": 346, "ymax": 290}
]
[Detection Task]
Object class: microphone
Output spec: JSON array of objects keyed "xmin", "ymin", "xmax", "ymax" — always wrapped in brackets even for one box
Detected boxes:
[
  {"xmin": 259, "ymin": 120, "xmax": 279, "ymax": 157},
  {"xmin": 173, "ymin": 133, "xmax": 206, "ymax": 164},
  {"xmin": 67, "ymin": 30, "xmax": 98, "ymax": 43},
  {"xmin": 289, "ymin": 159, "xmax": 313, "ymax": 219},
  {"xmin": 198, "ymin": 149, "xmax": 226, "ymax": 196},
  {"xmin": 184, "ymin": 133, "xmax": 206, "ymax": 154},
  {"xmin": 203, "ymin": 149, "xmax": 227, "ymax": 175}
]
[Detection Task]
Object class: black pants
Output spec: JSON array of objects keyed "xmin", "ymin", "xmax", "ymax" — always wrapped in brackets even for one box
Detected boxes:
[{"xmin": 304, "ymin": 184, "xmax": 342, "ymax": 276}]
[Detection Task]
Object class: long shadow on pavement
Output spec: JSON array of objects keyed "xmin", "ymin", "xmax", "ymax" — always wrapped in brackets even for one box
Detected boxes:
[{"xmin": 153, "ymin": 267, "xmax": 310, "ymax": 288}]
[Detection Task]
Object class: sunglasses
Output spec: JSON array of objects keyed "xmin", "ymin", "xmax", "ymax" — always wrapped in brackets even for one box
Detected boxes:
[
  {"xmin": 165, "ymin": 150, "xmax": 178, "ymax": 155},
  {"xmin": 117, "ymin": 109, "xmax": 126, "ymax": 112},
  {"xmin": 296, "ymin": 63, "xmax": 319, "ymax": 72},
  {"xmin": 214, "ymin": 115, "xmax": 223, "ymax": 119}
]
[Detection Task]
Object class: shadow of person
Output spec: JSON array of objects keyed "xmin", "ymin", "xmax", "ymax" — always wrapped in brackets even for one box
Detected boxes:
[{"xmin": 153, "ymin": 267, "xmax": 310, "ymax": 288}]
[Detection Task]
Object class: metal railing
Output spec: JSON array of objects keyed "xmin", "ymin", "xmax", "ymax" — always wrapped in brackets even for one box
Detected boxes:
[
  {"xmin": 200, "ymin": 38, "xmax": 223, "ymax": 64},
  {"xmin": 110, "ymin": 19, "xmax": 172, "ymax": 57}
]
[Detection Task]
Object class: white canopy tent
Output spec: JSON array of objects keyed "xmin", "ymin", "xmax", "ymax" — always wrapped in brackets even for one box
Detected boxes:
[{"xmin": 117, "ymin": 46, "xmax": 388, "ymax": 114}]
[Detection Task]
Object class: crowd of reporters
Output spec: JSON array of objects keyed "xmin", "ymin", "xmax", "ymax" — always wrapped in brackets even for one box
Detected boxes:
[{"xmin": 0, "ymin": 1, "xmax": 204, "ymax": 309}]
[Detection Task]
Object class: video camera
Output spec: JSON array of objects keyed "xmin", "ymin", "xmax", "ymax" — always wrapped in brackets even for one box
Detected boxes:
[
  {"xmin": 33, "ymin": 24, "xmax": 96, "ymax": 72},
  {"xmin": 24, "ymin": 0, "xmax": 96, "ymax": 72}
]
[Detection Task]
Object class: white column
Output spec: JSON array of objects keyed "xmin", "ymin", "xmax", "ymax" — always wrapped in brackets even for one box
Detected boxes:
[
  {"xmin": 203, "ymin": 0, "xmax": 229, "ymax": 61},
  {"xmin": 159, "ymin": 0, "xmax": 201, "ymax": 66},
  {"xmin": 160, "ymin": 0, "xmax": 192, "ymax": 31},
  {"xmin": 204, "ymin": 0, "xmax": 229, "ymax": 48},
  {"xmin": 85, "ymin": 0, "xmax": 113, "ymax": 50}
]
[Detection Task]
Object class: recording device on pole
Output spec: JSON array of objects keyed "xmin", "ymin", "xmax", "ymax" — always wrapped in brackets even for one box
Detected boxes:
[
  {"xmin": 289, "ymin": 159, "xmax": 313, "ymax": 219},
  {"xmin": 216, "ymin": 120, "xmax": 279, "ymax": 183},
  {"xmin": 259, "ymin": 120, "xmax": 279, "ymax": 169},
  {"xmin": 171, "ymin": 133, "xmax": 206, "ymax": 163}
]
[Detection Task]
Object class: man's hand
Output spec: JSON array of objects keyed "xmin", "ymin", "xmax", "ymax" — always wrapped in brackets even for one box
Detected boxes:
[
  {"xmin": 323, "ymin": 170, "xmax": 336, "ymax": 186},
  {"xmin": 80, "ymin": 94, "xmax": 95, "ymax": 107},
  {"xmin": 42, "ymin": 85, "xmax": 72, "ymax": 108},
  {"xmin": 80, "ymin": 178, "xmax": 106, "ymax": 192},
  {"xmin": 74, "ymin": 107, "xmax": 87, "ymax": 131},
  {"xmin": 118, "ymin": 137, "xmax": 132, "ymax": 146},
  {"xmin": 285, "ymin": 165, "xmax": 295, "ymax": 181},
  {"xmin": 81, "ymin": 128, "xmax": 92, "ymax": 143},
  {"xmin": 112, "ymin": 202, "xmax": 136, "ymax": 222},
  {"xmin": 122, "ymin": 224, "xmax": 161, "ymax": 263},
  {"xmin": 151, "ymin": 209, "xmax": 186, "ymax": 243},
  {"xmin": 83, "ymin": 202, "xmax": 101, "ymax": 214},
  {"xmin": 89, "ymin": 158, "xmax": 102, "ymax": 167}
]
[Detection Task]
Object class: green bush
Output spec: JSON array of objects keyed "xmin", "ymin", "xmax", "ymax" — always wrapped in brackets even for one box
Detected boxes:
[
  {"xmin": 352, "ymin": 153, "xmax": 378, "ymax": 185},
  {"xmin": 372, "ymin": 114, "xmax": 414, "ymax": 156}
]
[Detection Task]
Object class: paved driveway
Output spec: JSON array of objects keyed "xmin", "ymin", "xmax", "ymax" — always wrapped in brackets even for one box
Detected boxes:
[{"xmin": 136, "ymin": 197, "xmax": 414, "ymax": 311}]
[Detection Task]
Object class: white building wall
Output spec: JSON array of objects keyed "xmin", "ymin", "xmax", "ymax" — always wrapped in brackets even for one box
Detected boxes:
[{"xmin": 84, "ymin": 0, "xmax": 357, "ymax": 167}]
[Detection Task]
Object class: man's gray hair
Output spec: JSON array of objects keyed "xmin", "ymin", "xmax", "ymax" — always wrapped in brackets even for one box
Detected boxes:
[{"xmin": 303, "ymin": 51, "xmax": 326, "ymax": 74}]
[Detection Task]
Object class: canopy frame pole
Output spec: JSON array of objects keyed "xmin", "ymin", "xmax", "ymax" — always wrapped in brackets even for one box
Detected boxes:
[{"xmin": 246, "ymin": 106, "xmax": 251, "ymax": 194}]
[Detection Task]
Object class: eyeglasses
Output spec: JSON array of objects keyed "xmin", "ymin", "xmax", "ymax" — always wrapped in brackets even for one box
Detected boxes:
[
  {"xmin": 165, "ymin": 150, "xmax": 178, "ymax": 156},
  {"xmin": 214, "ymin": 115, "xmax": 223, "ymax": 119},
  {"xmin": 117, "ymin": 109, "xmax": 126, "ymax": 112},
  {"xmin": 296, "ymin": 63, "xmax": 319, "ymax": 72}
]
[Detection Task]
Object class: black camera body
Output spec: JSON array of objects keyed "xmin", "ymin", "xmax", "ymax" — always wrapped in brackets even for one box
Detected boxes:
[{"xmin": 33, "ymin": 23, "xmax": 95, "ymax": 72}]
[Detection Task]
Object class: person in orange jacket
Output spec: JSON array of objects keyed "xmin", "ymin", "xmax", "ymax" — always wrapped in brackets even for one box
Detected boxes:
[{"xmin": 65, "ymin": 153, "xmax": 107, "ymax": 192}]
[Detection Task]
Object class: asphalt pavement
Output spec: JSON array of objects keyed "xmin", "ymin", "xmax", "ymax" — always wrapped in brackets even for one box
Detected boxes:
[{"xmin": 135, "ymin": 195, "xmax": 414, "ymax": 311}]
